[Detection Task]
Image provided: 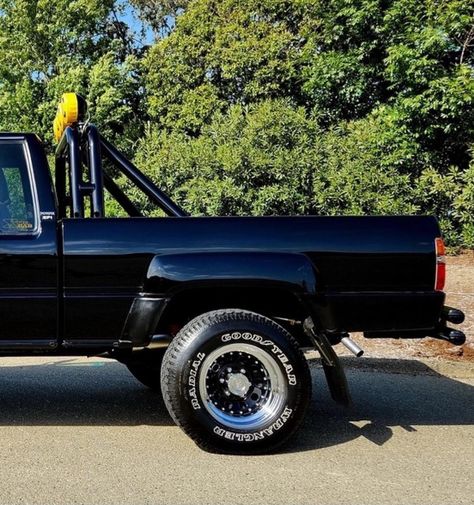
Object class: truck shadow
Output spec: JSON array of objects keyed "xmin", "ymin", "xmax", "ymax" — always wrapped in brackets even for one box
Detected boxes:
[
  {"xmin": 288, "ymin": 357, "xmax": 474, "ymax": 453},
  {"xmin": 0, "ymin": 357, "xmax": 471, "ymax": 455},
  {"xmin": 0, "ymin": 359, "xmax": 174, "ymax": 426}
]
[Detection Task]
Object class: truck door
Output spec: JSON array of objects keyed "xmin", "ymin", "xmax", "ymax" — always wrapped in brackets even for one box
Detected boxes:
[{"xmin": 0, "ymin": 135, "xmax": 58, "ymax": 350}]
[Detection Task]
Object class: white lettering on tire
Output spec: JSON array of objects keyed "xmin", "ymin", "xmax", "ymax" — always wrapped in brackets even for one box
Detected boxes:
[
  {"xmin": 212, "ymin": 406, "xmax": 293, "ymax": 442},
  {"xmin": 188, "ymin": 352, "xmax": 206, "ymax": 410}
]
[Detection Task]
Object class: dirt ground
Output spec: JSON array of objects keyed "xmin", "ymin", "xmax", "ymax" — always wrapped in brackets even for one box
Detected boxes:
[{"xmin": 338, "ymin": 252, "xmax": 474, "ymax": 362}]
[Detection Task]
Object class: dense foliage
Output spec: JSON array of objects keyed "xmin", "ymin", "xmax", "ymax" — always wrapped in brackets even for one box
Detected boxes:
[
  {"xmin": 0, "ymin": 0, "xmax": 473, "ymax": 245},
  {"xmin": 0, "ymin": 0, "xmax": 145, "ymax": 154}
]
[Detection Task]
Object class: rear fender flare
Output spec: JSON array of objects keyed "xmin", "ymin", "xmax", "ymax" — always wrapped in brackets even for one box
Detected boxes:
[{"xmin": 121, "ymin": 251, "xmax": 318, "ymax": 350}]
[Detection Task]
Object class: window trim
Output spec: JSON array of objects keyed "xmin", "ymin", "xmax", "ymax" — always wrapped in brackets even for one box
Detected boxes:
[{"xmin": 0, "ymin": 139, "xmax": 41, "ymax": 237}]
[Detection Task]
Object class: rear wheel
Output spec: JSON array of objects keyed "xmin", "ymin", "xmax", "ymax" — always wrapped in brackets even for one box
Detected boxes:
[{"xmin": 161, "ymin": 309, "xmax": 311, "ymax": 454}]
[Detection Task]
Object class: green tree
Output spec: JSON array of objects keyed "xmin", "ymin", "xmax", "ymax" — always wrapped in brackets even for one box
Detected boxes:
[
  {"xmin": 135, "ymin": 100, "xmax": 320, "ymax": 215},
  {"xmin": 130, "ymin": 0, "xmax": 190, "ymax": 33},
  {"xmin": 0, "ymin": 0, "xmax": 473, "ymax": 246},
  {"xmin": 0, "ymin": 0, "xmax": 144, "ymax": 152},
  {"xmin": 143, "ymin": 0, "xmax": 310, "ymax": 134}
]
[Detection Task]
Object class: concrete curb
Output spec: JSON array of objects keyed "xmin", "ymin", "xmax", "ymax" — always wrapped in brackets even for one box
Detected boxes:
[{"xmin": 305, "ymin": 352, "xmax": 474, "ymax": 379}]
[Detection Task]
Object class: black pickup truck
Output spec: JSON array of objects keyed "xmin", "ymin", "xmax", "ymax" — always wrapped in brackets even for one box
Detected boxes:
[{"xmin": 0, "ymin": 93, "xmax": 465, "ymax": 454}]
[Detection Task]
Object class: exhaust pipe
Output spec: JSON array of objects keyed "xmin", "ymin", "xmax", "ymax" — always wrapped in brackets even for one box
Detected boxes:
[{"xmin": 341, "ymin": 336, "xmax": 364, "ymax": 357}]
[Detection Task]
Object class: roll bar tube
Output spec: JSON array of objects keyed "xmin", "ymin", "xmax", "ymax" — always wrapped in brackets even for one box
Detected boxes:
[
  {"xmin": 56, "ymin": 126, "xmax": 83, "ymax": 218},
  {"xmin": 100, "ymin": 135, "xmax": 188, "ymax": 217},
  {"xmin": 102, "ymin": 172, "xmax": 142, "ymax": 217},
  {"xmin": 86, "ymin": 125, "xmax": 104, "ymax": 218}
]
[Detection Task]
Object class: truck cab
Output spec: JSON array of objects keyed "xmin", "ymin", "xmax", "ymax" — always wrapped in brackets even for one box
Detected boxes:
[{"xmin": 0, "ymin": 133, "xmax": 58, "ymax": 349}]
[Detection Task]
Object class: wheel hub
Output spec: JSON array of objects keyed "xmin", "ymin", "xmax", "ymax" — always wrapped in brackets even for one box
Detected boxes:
[
  {"xmin": 204, "ymin": 351, "xmax": 270, "ymax": 417},
  {"xmin": 198, "ymin": 343, "xmax": 288, "ymax": 431},
  {"xmin": 226, "ymin": 372, "xmax": 251, "ymax": 397}
]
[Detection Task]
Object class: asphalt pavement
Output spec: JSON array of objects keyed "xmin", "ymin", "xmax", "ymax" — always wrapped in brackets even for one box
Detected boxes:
[{"xmin": 0, "ymin": 355, "xmax": 472, "ymax": 505}]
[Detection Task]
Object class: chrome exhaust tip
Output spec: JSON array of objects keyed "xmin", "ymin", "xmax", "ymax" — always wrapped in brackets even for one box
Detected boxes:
[{"xmin": 341, "ymin": 336, "xmax": 364, "ymax": 357}]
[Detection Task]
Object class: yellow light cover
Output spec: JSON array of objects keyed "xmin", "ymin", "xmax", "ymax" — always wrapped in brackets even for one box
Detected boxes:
[
  {"xmin": 53, "ymin": 115, "xmax": 63, "ymax": 142},
  {"xmin": 53, "ymin": 92, "xmax": 87, "ymax": 142},
  {"xmin": 60, "ymin": 93, "xmax": 79, "ymax": 124}
]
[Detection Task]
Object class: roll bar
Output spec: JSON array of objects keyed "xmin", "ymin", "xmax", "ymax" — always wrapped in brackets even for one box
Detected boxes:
[{"xmin": 54, "ymin": 123, "xmax": 187, "ymax": 218}]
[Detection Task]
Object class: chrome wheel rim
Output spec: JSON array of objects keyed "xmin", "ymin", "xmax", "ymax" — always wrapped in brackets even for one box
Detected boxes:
[{"xmin": 198, "ymin": 343, "xmax": 287, "ymax": 431}]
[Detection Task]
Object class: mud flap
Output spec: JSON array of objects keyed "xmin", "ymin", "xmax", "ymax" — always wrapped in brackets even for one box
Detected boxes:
[{"xmin": 303, "ymin": 318, "xmax": 351, "ymax": 407}]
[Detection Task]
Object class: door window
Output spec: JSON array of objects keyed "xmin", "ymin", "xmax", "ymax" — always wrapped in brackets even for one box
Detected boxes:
[{"xmin": 0, "ymin": 142, "xmax": 36, "ymax": 233}]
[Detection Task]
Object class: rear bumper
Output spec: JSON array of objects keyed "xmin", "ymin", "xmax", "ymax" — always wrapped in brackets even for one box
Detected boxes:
[{"xmin": 364, "ymin": 305, "xmax": 465, "ymax": 345}]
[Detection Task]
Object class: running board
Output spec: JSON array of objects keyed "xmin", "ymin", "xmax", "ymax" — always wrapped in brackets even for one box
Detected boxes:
[{"xmin": 0, "ymin": 339, "xmax": 57, "ymax": 350}]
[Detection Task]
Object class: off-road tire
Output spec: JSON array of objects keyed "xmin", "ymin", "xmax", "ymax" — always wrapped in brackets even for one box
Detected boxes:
[{"xmin": 161, "ymin": 309, "xmax": 311, "ymax": 454}]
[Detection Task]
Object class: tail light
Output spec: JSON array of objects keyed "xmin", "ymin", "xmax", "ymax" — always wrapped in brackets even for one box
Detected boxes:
[{"xmin": 435, "ymin": 237, "xmax": 446, "ymax": 291}]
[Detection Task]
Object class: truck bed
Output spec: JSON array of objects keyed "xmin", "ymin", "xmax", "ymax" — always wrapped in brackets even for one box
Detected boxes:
[{"xmin": 62, "ymin": 215, "xmax": 443, "ymax": 338}]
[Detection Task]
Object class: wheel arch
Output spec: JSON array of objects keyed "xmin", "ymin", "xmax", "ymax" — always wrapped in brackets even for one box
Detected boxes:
[
  {"xmin": 146, "ymin": 251, "xmax": 318, "ymax": 345},
  {"xmin": 157, "ymin": 285, "xmax": 312, "ymax": 344},
  {"xmin": 120, "ymin": 251, "xmax": 318, "ymax": 348}
]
